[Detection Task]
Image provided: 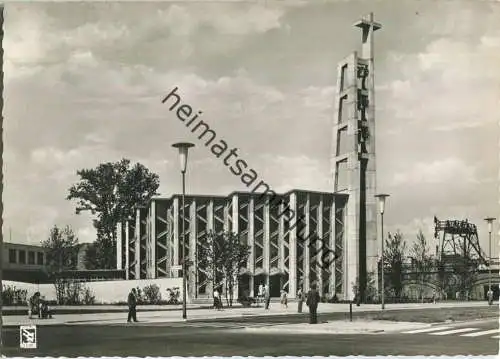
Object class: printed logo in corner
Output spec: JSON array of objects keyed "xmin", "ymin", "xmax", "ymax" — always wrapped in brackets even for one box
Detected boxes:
[{"xmin": 20, "ymin": 325, "xmax": 37, "ymax": 349}]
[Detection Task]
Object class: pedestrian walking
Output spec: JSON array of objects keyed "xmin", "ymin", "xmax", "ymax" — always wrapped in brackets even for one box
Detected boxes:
[
  {"xmin": 264, "ymin": 284, "xmax": 271, "ymax": 310},
  {"xmin": 258, "ymin": 283, "xmax": 264, "ymax": 307},
  {"xmin": 127, "ymin": 288, "xmax": 138, "ymax": 323},
  {"xmin": 213, "ymin": 289, "xmax": 220, "ymax": 310},
  {"xmin": 218, "ymin": 288, "xmax": 224, "ymax": 310},
  {"xmin": 306, "ymin": 283, "xmax": 320, "ymax": 324},
  {"xmin": 487, "ymin": 288, "xmax": 493, "ymax": 305},
  {"xmin": 297, "ymin": 288, "xmax": 304, "ymax": 313},
  {"xmin": 280, "ymin": 289, "xmax": 288, "ymax": 309},
  {"xmin": 432, "ymin": 290, "xmax": 436, "ymax": 304}
]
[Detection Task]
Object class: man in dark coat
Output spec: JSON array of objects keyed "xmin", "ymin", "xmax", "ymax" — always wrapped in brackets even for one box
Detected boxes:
[
  {"xmin": 264, "ymin": 284, "xmax": 271, "ymax": 310},
  {"xmin": 306, "ymin": 283, "xmax": 320, "ymax": 324},
  {"xmin": 127, "ymin": 288, "xmax": 138, "ymax": 323}
]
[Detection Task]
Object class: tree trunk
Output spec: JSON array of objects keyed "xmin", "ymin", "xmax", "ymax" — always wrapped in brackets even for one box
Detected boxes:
[
  {"xmin": 421, "ymin": 276, "xmax": 424, "ymax": 303},
  {"xmin": 229, "ymin": 282, "xmax": 234, "ymax": 307},
  {"xmin": 225, "ymin": 280, "xmax": 229, "ymax": 307}
]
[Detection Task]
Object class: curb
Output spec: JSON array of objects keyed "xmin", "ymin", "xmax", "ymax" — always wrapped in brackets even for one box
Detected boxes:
[{"xmin": 243, "ymin": 326, "xmax": 382, "ymax": 335}]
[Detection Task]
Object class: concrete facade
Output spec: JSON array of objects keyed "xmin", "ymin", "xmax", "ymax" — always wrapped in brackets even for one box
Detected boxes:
[
  {"xmin": 117, "ymin": 190, "xmax": 350, "ymax": 300},
  {"xmin": 331, "ymin": 13, "xmax": 381, "ymax": 301}
]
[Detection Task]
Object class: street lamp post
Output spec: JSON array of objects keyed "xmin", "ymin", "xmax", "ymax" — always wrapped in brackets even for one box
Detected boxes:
[
  {"xmin": 172, "ymin": 142, "xmax": 195, "ymax": 320},
  {"xmin": 375, "ymin": 194, "xmax": 390, "ymax": 310},
  {"xmin": 484, "ymin": 217, "xmax": 496, "ymax": 303}
]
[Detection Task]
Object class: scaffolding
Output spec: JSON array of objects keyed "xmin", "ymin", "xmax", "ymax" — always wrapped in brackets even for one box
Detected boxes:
[
  {"xmin": 434, "ymin": 216, "xmax": 487, "ymax": 264},
  {"xmin": 434, "ymin": 216, "xmax": 487, "ymax": 296}
]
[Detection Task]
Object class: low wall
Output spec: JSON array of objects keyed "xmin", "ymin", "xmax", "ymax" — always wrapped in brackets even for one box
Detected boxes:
[{"xmin": 3, "ymin": 277, "xmax": 184, "ymax": 304}]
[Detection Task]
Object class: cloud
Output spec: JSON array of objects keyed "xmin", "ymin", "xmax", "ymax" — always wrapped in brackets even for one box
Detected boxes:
[
  {"xmin": 76, "ymin": 226, "xmax": 97, "ymax": 244},
  {"xmin": 253, "ymin": 155, "xmax": 330, "ymax": 194},
  {"xmin": 385, "ymin": 216, "xmax": 438, "ymax": 249},
  {"xmin": 392, "ymin": 158, "xmax": 479, "ymax": 186},
  {"xmin": 384, "ymin": 35, "xmax": 500, "ymax": 132},
  {"xmin": 155, "ymin": 3, "xmax": 286, "ymax": 36}
]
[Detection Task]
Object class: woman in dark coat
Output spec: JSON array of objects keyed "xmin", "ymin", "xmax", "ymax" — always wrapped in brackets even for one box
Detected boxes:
[{"xmin": 297, "ymin": 288, "xmax": 304, "ymax": 313}]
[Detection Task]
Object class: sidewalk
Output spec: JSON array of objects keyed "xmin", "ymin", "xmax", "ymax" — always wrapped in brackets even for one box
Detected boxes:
[
  {"xmin": 2, "ymin": 303, "xmax": 205, "ymax": 315},
  {"xmin": 3, "ymin": 301, "xmax": 492, "ymax": 327}
]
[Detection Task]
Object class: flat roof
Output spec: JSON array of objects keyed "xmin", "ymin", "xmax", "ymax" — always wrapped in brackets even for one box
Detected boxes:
[
  {"xmin": 3, "ymin": 242, "xmax": 46, "ymax": 250},
  {"xmin": 149, "ymin": 189, "xmax": 346, "ymax": 204}
]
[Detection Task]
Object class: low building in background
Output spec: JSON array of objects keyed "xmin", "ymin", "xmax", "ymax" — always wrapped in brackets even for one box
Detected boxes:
[
  {"xmin": 2, "ymin": 242, "xmax": 50, "ymax": 283},
  {"xmin": 2, "ymin": 242, "xmax": 125, "ymax": 284}
]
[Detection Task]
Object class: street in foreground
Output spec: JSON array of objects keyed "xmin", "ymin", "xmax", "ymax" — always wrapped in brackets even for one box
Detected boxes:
[{"xmin": 4, "ymin": 318, "xmax": 498, "ymax": 357}]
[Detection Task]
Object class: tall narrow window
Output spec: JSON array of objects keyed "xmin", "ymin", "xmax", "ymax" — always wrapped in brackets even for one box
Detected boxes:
[
  {"xmin": 28, "ymin": 251, "xmax": 35, "ymax": 265},
  {"xmin": 19, "ymin": 250, "xmax": 26, "ymax": 264},
  {"xmin": 340, "ymin": 64, "xmax": 348, "ymax": 91},
  {"xmin": 338, "ymin": 95, "xmax": 349, "ymax": 124},
  {"xmin": 9, "ymin": 249, "xmax": 16, "ymax": 263},
  {"xmin": 37, "ymin": 252, "xmax": 44, "ymax": 265}
]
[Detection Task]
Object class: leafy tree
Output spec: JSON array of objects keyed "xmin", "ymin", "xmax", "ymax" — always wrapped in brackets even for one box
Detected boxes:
[
  {"xmin": 81, "ymin": 240, "xmax": 109, "ymax": 270},
  {"xmin": 449, "ymin": 254, "xmax": 479, "ymax": 300},
  {"xmin": 410, "ymin": 230, "xmax": 435, "ymax": 302},
  {"xmin": 41, "ymin": 225, "xmax": 80, "ymax": 303},
  {"xmin": 436, "ymin": 257, "xmax": 449, "ymax": 297},
  {"xmin": 383, "ymin": 231, "xmax": 407, "ymax": 300},
  {"xmin": 352, "ymin": 271, "xmax": 379, "ymax": 303},
  {"xmin": 436, "ymin": 246, "xmax": 479, "ymax": 301},
  {"xmin": 67, "ymin": 158, "xmax": 160, "ymax": 269},
  {"xmin": 41, "ymin": 225, "xmax": 79, "ymax": 273},
  {"xmin": 198, "ymin": 231, "xmax": 250, "ymax": 307}
]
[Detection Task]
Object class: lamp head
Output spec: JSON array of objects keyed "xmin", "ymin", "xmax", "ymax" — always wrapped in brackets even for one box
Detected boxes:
[
  {"xmin": 375, "ymin": 193, "xmax": 390, "ymax": 215},
  {"xmin": 172, "ymin": 142, "xmax": 195, "ymax": 173},
  {"xmin": 484, "ymin": 217, "xmax": 496, "ymax": 234}
]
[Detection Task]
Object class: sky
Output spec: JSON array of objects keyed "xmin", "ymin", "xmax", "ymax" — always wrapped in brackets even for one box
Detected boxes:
[{"xmin": 3, "ymin": 0, "xmax": 499, "ymax": 259}]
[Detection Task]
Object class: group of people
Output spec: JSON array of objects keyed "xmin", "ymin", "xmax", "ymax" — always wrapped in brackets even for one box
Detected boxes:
[
  {"xmin": 28, "ymin": 292, "xmax": 52, "ymax": 319},
  {"xmin": 257, "ymin": 284, "xmax": 271, "ymax": 309},
  {"xmin": 256, "ymin": 282, "xmax": 321, "ymax": 324},
  {"xmin": 299, "ymin": 283, "xmax": 321, "ymax": 324},
  {"xmin": 125, "ymin": 282, "xmax": 323, "ymax": 324}
]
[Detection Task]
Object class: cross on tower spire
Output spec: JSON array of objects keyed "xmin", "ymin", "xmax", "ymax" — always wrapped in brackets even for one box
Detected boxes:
[{"xmin": 354, "ymin": 12, "xmax": 382, "ymax": 60}]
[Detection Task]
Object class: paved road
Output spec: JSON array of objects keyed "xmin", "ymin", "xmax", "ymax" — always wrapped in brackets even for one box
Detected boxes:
[{"xmin": 3, "ymin": 317, "xmax": 498, "ymax": 356}]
